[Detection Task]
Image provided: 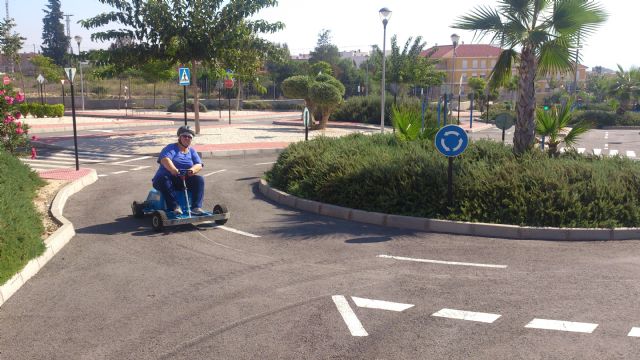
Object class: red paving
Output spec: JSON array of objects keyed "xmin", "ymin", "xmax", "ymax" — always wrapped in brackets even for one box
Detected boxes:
[{"xmin": 38, "ymin": 168, "xmax": 93, "ymax": 181}]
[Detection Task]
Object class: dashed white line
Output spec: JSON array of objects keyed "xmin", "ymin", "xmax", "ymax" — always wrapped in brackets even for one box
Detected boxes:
[
  {"xmin": 609, "ymin": 149, "xmax": 619, "ymax": 156},
  {"xmin": 524, "ymin": 318, "xmax": 598, "ymax": 333},
  {"xmin": 131, "ymin": 166, "xmax": 150, "ymax": 171},
  {"xmin": 432, "ymin": 309, "xmax": 501, "ymax": 323},
  {"xmin": 217, "ymin": 225, "xmax": 260, "ymax": 238},
  {"xmin": 378, "ymin": 254, "xmax": 507, "ymax": 269},
  {"xmin": 628, "ymin": 327, "xmax": 640, "ymax": 337},
  {"xmin": 351, "ymin": 297, "xmax": 414, "ymax": 312},
  {"xmin": 577, "ymin": 148, "xmax": 586, "ymax": 154},
  {"xmin": 111, "ymin": 171, "xmax": 128, "ymax": 175},
  {"xmin": 332, "ymin": 295, "xmax": 368, "ymax": 337},
  {"xmin": 98, "ymin": 174, "xmax": 108, "ymax": 177},
  {"xmin": 604, "ymin": 131, "xmax": 609, "ymax": 139},
  {"xmin": 112, "ymin": 156, "xmax": 152, "ymax": 164},
  {"xmin": 627, "ymin": 150, "xmax": 637, "ymax": 158},
  {"xmin": 592, "ymin": 148, "xmax": 602, "ymax": 156},
  {"xmin": 203, "ymin": 169, "xmax": 227, "ymax": 177},
  {"xmin": 254, "ymin": 161, "xmax": 276, "ymax": 165}
]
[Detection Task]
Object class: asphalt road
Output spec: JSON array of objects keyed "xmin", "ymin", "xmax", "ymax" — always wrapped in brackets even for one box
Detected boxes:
[{"xmin": 1, "ymin": 153, "xmax": 640, "ymax": 359}]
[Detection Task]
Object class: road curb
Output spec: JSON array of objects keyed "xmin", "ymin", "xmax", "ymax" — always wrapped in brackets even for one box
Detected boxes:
[
  {"xmin": 258, "ymin": 179, "xmax": 640, "ymax": 241},
  {"xmin": 0, "ymin": 169, "xmax": 98, "ymax": 308}
]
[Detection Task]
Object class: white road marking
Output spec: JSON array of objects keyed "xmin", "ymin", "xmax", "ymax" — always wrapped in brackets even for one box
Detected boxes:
[
  {"xmin": 378, "ymin": 254, "xmax": 507, "ymax": 269},
  {"xmin": 604, "ymin": 143, "xmax": 609, "ymax": 149},
  {"xmin": 592, "ymin": 148, "xmax": 602, "ymax": 156},
  {"xmin": 609, "ymin": 149, "xmax": 619, "ymax": 156},
  {"xmin": 112, "ymin": 156, "xmax": 152, "ymax": 164},
  {"xmin": 89, "ymin": 129, "xmax": 115, "ymax": 133},
  {"xmin": 131, "ymin": 166, "xmax": 150, "ymax": 171},
  {"xmin": 111, "ymin": 171, "xmax": 128, "ymax": 175},
  {"xmin": 203, "ymin": 169, "xmax": 227, "ymax": 177},
  {"xmin": 98, "ymin": 174, "xmax": 108, "ymax": 177},
  {"xmin": 627, "ymin": 151, "xmax": 637, "ymax": 158},
  {"xmin": 56, "ymin": 150, "xmax": 132, "ymax": 158},
  {"xmin": 332, "ymin": 295, "xmax": 368, "ymax": 337},
  {"xmin": 524, "ymin": 318, "xmax": 598, "ymax": 333},
  {"xmin": 254, "ymin": 161, "xmax": 276, "ymax": 165},
  {"xmin": 351, "ymin": 297, "xmax": 414, "ymax": 312},
  {"xmin": 628, "ymin": 327, "xmax": 640, "ymax": 337},
  {"xmin": 217, "ymin": 225, "xmax": 260, "ymax": 238},
  {"xmin": 577, "ymin": 148, "xmax": 586, "ymax": 154},
  {"xmin": 432, "ymin": 309, "xmax": 501, "ymax": 323},
  {"xmin": 604, "ymin": 132, "xmax": 609, "ymax": 139}
]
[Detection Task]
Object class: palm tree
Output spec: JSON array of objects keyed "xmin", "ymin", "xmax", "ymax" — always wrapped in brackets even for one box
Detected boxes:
[
  {"xmin": 453, "ymin": 0, "xmax": 607, "ymax": 155},
  {"xmin": 609, "ymin": 65, "xmax": 640, "ymax": 114},
  {"xmin": 535, "ymin": 99, "xmax": 589, "ymax": 157}
]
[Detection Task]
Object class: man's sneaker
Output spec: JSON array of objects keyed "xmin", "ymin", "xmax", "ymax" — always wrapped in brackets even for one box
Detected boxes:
[
  {"xmin": 191, "ymin": 208, "xmax": 205, "ymax": 216},
  {"xmin": 173, "ymin": 207, "xmax": 183, "ymax": 215}
]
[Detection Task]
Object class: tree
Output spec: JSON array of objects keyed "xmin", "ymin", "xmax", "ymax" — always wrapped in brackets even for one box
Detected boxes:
[
  {"xmin": 309, "ymin": 30, "xmax": 340, "ymax": 66},
  {"xmin": 281, "ymin": 73, "xmax": 345, "ymax": 129},
  {"xmin": 454, "ymin": 0, "xmax": 607, "ymax": 155},
  {"xmin": 0, "ymin": 18, "xmax": 25, "ymax": 89},
  {"xmin": 609, "ymin": 65, "xmax": 640, "ymax": 114},
  {"xmin": 139, "ymin": 60, "xmax": 176, "ymax": 108},
  {"xmin": 535, "ymin": 99, "xmax": 589, "ymax": 157},
  {"xmin": 41, "ymin": 0, "xmax": 68, "ymax": 66},
  {"xmin": 467, "ymin": 77, "xmax": 487, "ymax": 108},
  {"xmin": 81, "ymin": 0, "xmax": 283, "ymax": 134},
  {"xmin": 30, "ymin": 55, "xmax": 63, "ymax": 83}
]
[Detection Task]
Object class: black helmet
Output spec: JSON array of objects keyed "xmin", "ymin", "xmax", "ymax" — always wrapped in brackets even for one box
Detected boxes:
[{"xmin": 177, "ymin": 125, "xmax": 195, "ymax": 138}]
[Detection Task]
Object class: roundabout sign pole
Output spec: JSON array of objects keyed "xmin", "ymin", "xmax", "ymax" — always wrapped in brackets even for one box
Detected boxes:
[{"xmin": 435, "ymin": 124, "xmax": 469, "ymax": 207}]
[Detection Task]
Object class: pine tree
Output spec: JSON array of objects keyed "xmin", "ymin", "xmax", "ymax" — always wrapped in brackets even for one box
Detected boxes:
[{"xmin": 41, "ymin": 0, "xmax": 68, "ymax": 65}]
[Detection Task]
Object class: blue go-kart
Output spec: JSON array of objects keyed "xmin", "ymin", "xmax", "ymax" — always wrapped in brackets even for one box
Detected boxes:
[{"xmin": 131, "ymin": 170, "xmax": 229, "ymax": 231}]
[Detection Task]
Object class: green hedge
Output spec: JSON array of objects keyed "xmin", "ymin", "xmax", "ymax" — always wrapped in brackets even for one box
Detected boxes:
[
  {"xmin": 19, "ymin": 103, "xmax": 64, "ymax": 118},
  {"xmin": 266, "ymin": 135, "xmax": 640, "ymax": 228},
  {"xmin": 0, "ymin": 150, "xmax": 46, "ymax": 285},
  {"xmin": 571, "ymin": 110, "xmax": 640, "ymax": 128}
]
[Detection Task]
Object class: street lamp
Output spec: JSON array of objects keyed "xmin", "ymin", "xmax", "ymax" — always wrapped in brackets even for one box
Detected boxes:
[
  {"xmin": 379, "ymin": 7, "xmax": 392, "ymax": 133},
  {"xmin": 74, "ymin": 35, "xmax": 85, "ymax": 111},
  {"xmin": 450, "ymin": 33, "xmax": 460, "ymax": 123}
]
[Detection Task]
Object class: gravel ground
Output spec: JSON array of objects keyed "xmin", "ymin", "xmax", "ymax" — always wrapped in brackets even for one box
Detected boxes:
[{"xmin": 34, "ymin": 179, "xmax": 68, "ymax": 239}]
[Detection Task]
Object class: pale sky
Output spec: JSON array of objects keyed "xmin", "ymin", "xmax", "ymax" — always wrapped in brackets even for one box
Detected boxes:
[{"xmin": 12, "ymin": 0, "xmax": 638, "ymax": 71}]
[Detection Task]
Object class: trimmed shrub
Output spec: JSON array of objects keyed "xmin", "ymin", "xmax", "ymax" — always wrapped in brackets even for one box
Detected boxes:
[
  {"xmin": 18, "ymin": 103, "xmax": 64, "ymax": 118},
  {"xmin": 266, "ymin": 135, "xmax": 640, "ymax": 228},
  {"xmin": 0, "ymin": 150, "xmax": 46, "ymax": 285}
]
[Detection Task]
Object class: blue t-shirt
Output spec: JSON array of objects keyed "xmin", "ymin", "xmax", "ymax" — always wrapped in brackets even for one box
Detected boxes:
[{"xmin": 152, "ymin": 143, "xmax": 203, "ymax": 182}]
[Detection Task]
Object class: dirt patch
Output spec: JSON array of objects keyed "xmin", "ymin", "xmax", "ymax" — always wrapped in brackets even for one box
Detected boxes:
[{"xmin": 34, "ymin": 179, "xmax": 69, "ymax": 239}]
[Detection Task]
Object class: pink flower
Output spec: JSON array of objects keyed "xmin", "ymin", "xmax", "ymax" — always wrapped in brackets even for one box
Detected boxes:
[
  {"xmin": 4, "ymin": 96, "xmax": 13, "ymax": 105},
  {"xmin": 15, "ymin": 112, "xmax": 21, "ymax": 119},
  {"xmin": 15, "ymin": 92, "xmax": 24, "ymax": 103},
  {"xmin": 15, "ymin": 127, "xmax": 23, "ymax": 135},
  {"xmin": 31, "ymin": 135, "xmax": 38, "ymax": 141},
  {"xmin": 0, "ymin": 90, "xmax": 5, "ymax": 96},
  {"xmin": 3, "ymin": 75, "xmax": 10, "ymax": 85},
  {"xmin": 3, "ymin": 115, "xmax": 13, "ymax": 124},
  {"xmin": 15, "ymin": 121, "xmax": 21, "ymax": 128}
]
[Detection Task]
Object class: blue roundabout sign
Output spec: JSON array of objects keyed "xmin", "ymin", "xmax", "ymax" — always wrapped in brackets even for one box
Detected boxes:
[{"xmin": 435, "ymin": 125, "xmax": 469, "ymax": 157}]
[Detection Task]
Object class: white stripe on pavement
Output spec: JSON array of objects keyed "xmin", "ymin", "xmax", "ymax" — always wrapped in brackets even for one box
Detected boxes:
[
  {"xmin": 351, "ymin": 296, "xmax": 414, "ymax": 312},
  {"xmin": 592, "ymin": 148, "xmax": 602, "ymax": 156},
  {"xmin": 131, "ymin": 166, "xmax": 150, "ymax": 171},
  {"xmin": 98, "ymin": 174, "xmax": 108, "ymax": 177},
  {"xmin": 217, "ymin": 225, "xmax": 260, "ymax": 238},
  {"xmin": 203, "ymin": 169, "xmax": 227, "ymax": 177},
  {"xmin": 609, "ymin": 149, "xmax": 618, "ymax": 156},
  {"xmin": 524, "ymin": 318, "xmax": 598, "ymax": 333},
  {"xmin": 628, "ymin": 327, "xmax": 640, "ymax": 337},
  {"xmin": 22, "ymin": 161, "xmax": 71, "ymax": 168},
  {"xmin": 627, "ymin": 151, "xmax": 637, "ymax": 158},
  {"xmin": 112, "ymin": 156, "xmax": 152, "ymax": 164},
  {"xmin": 332, "ymin": 295, "xmax": 368, "ymax": 337},
  {"xmin": 111, "ymin": 171, "xmax": 128, "ymax": 175},
  {"xmin": 56, "ymin": 150, "xmax": 132, "ymax": 158},
  {"xmin": 432, "ymin": 309, "xmax": 501, "ymax": 323},
  {"xmin": 254, "ymin": 161, "xmax": 276, "ymax": 165},
  {"xmin": 378, "ymin": 255, "xmax": 507, "ymax": 269},
  {"xmin": 577, "ymin": 148, "xmax": 585, "ymax": 154}
]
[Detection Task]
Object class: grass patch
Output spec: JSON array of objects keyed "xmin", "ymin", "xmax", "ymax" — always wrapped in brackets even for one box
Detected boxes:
[
  {"xmin": 0, "ymin": 150, "xmax": 46, "ymax": 285},
  {"xmin": 266, "ymin": 134, "xmax": 640, "ymax": 228}
]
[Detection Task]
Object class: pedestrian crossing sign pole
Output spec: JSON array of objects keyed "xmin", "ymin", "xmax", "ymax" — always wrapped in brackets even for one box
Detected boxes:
[
  {"xmin": 64, "ymin": 67, "xmax": 80, "ymax": 170},
  {"xmin": 179, "ymin": 67, "xmax": 191, "ymax": 126}
]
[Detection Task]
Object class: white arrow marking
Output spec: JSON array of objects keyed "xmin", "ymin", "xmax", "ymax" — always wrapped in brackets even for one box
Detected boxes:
[
  {"xmin": 452, "ymin": 138, "xmax": 464, "ymax": 151},
  {"xmin": 440, "ymin": 138, "xmax": 450, "ymax": 151},
  {"xmin": 378, "ymin": 254, "xmax": 507, "ymax": 269},
  {"xmin": 332, "ymin": 295, "xmax": 368, "ymax": 337},
  {"xmin": 432, "ymin": 308, "xmax": 501, "ymax": 323},
  {"xmin": 525, "ymin": 318, "xmax": 598, "ymax": 333},
  {"xmin": 628, "ymin": 327, "xmax": 640, "ymax": 337},
  {"xmin": 351, "ymin": 297, "xmax": 414, "ymax": 312}
]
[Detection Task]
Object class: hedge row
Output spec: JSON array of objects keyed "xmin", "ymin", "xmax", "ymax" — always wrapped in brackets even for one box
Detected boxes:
[
  {"xmin": 19, "ymin": 103, "xmax": 64, "ymax": 118},
  {"xmin": 0, "ymin": 150, "xmax": 46, "ymax": 285},
  {"xmin": 266, "ymin": 134, "xmax": 640, "ymax": 228}
]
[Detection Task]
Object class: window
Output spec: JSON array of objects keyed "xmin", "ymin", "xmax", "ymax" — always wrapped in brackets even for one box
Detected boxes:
[
  {"xmin": 481, "ymin": 60, "xmax": 486, "ymax": 69},
  {"xmin": 462, "ymin": 60, "xmax": 468, "ymax": 69},
  {"xmin": 472, "ymin": 59, "xmax": 478, "ymax": 68}
]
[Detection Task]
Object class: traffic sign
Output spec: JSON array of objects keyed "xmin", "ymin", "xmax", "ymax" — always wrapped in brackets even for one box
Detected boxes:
[
  {"xmin": 435, "ymin": 125, "xmax": 469, "ymax": 157},
  {"xmin": 179, "ymin": 67, "xmax": 191, "ymax": 86},
  {"xmin": 64, "ymin": 68, "xmax": 76, "ymax": 82},
  {"xmin": 224, "ymin": 78, "xmax": 234, "ymax": 89},
  {"xmin": 37, "ymin": 74, "xmax": 45, "ymax": 84}
]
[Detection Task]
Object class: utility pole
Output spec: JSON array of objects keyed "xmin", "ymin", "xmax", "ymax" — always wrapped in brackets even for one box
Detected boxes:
[
  {"xmin": 63, "ymin": 14, "xmax": 74, "ymax": 54},
  {"xmin": 5, "ymin": 0, "xmax": 9, "ymax": 20}
]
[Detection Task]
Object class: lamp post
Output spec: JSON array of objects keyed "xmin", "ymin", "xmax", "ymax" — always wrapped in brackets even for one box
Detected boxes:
[
  {"xmin": 450, "ymin": 33, "xmax": 460, "ymax": 123},
  {"xmin": 379, "ymin": 7, "xmax": 391, "ymax": 133},
  {"xmin": 60, "ymin": 79, "xmax": 66, "ymax": 110},
  {"xmin": 74, "ymin": 35, "xmax": 85, "ymax": 111}
]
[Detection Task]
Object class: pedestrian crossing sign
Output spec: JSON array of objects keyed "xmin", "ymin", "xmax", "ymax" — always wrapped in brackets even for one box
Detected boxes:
[{"xmin": 179, "ymin": 67, "xmax": 191, "ymax": 86}]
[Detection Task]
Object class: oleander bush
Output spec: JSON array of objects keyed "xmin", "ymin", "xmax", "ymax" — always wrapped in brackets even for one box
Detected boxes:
[
  {"xmin": 266, "ymin": 134, "xmax": 640, "ymax": 228},
  {"xmin": 0, "ymin": 150, "xmax": 46, "ymax": 285}
]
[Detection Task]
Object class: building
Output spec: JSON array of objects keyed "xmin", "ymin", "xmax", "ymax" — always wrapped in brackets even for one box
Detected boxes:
[{"xmin": 422, "ymin": 43, "xmax": 588, "ymax": 100}]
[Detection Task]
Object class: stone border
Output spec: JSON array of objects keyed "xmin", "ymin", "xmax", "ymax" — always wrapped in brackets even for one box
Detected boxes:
[
  {"xmin": 258, "ymin": 179, "xmax": 640, "ymax": 241},
  {"xmin": 0, "ymin": 169, "xmax": 98, "ymax": 308}
]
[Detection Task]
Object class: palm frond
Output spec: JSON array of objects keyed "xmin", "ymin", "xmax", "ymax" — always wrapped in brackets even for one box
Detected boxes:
[
  {"xmin": 498, "ymin": 0, "xmax": 532, "ymax": 27},
  {"xmin": 553, "ymin": 0, "xmax": 608, "ymax": 37},
  {"xmin": 489, "ymin": 49, "xmax": 518, "ymax": 88},
  {"xmin": 452, "ymin": 6, "xmax": 503, "ymax": 42},
  {"xmin": 563, "ymin": 123, "xmax": 590, "ymax": 147},
  {"xmin": 537, "ymin": 38, "xmax": 574, "ymax": 76}
]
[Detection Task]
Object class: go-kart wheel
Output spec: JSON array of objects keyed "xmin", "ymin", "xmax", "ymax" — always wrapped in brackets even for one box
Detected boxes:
[
  {"xmin": 213, "ymin": 204, "xmax": 228, "ymax": 225},
  {"xmin": 151, "ymin": 211, "xmax": 166, "ymax": 231},
  {"xmin": 132, "ymin": 201, "xmax": 145, "ymax": 218}
]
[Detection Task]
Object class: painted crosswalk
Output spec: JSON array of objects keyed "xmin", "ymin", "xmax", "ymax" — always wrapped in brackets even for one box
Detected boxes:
[
  {"xmin": 21, "ymin": 150, "xmax": 143, "ymax": 172},
  {"xmin": 564, "ymin": 148, "xmax": 637, "ymax": 158}
]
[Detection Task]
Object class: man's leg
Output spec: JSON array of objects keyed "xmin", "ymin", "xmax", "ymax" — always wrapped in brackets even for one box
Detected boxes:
[{"xmin": 185, "ymin": 175, "xmax": 205, "ymax": 209}]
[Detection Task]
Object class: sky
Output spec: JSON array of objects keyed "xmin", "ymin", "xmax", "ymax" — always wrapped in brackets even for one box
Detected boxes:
[{"xmin": 12, "ymin": 0, "xmax": 639, "ymax": 71}]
